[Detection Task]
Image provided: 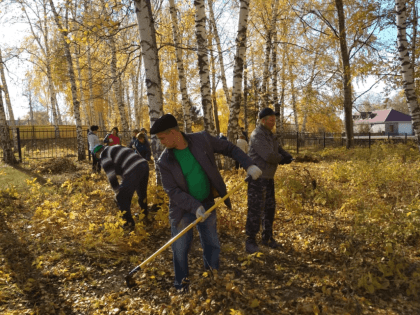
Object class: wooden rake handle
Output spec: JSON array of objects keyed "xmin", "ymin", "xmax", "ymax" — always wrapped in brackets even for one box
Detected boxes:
[{"xmin": 125, "ymin": 176, "xmax": 251, "ymax": 286}]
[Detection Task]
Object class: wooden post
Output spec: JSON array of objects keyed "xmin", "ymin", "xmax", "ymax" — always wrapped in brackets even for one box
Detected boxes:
[
  {"xmin": 369, "ymin": 132, "xmax": 371, "ymax": 149},
  {"xmin": 296, "ymin": 131, "xmax": 299, "ymax": 154},
  {"xmin": 323, "ymin": 132, "xmax": 326, "ymax": 149}
]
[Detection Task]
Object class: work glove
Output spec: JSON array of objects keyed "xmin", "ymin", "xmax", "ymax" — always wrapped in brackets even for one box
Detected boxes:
[
  {"xmin": 196, "ymin": 206, "xmax": 210, "ymax": 222},
  {"xmin": 246, "ymin": 165, "xmax": 262, "ymax": 180},
  {"xmin": 279, "ymin": 156, "xmax": 293, "ymax": 165}
]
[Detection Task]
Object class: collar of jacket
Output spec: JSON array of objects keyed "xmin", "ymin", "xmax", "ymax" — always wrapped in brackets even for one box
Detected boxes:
[
  {"xmin": 258, "ymin": 124, "xmax": 274, "ymax": 136},
  {"xmin": 166, "ymin": 132, "xmax": 191, "ymax": 161}
]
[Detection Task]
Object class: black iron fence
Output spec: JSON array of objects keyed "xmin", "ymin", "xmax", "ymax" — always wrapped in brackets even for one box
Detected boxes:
[
  {"xmin": 281, "ymin": 132, "xmax": 416, "ymax": 154},
  {"xmin": 0, "ymin": 128, "xmax": 417, "ymax": 163}
]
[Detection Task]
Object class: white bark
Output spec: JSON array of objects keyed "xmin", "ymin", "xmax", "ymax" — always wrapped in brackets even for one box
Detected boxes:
[
  {"xmin": 75, "ymin": 54, "xmax": 90, "ymax": 126},
  {"xmin": 0, "ymin": 49, "xmax": 17, "ymax": 150},
  {"xmin": 227, "ymin": 0, "xmax": 250, "ymax": 143},
  {"xmin": 49, "ymin": 0, "xmax": 85, "ymax": 160},
  {"xmin": 261, "ymin": 0, "xmax": 279, "ymax": 108},
  {"xmin": 87, "ymin": 46, "xmax": 96, "ymax": 124},
  {"xmin": 133, "ymin": 0, "xmax": 164, "ymax": 183},
  {"xmin": 396, "ymin": 0, "xmax": 420, "ymax": 147},
  {"xmin": 0, "ymin": 88, "xmax": 17, "ymax": 163},
  {"xmin": 169, "ymin": 0, "xmax": 192, "ymax": 133},
  {"xmin": 193, "ymin": 0, "xmax": 215, "ymax": 134}
]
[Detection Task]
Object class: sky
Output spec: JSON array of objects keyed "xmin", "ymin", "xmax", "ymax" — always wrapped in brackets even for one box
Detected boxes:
[{"xmin": 0, "ymin": 2, "xmax": 396, "ymax": 121}]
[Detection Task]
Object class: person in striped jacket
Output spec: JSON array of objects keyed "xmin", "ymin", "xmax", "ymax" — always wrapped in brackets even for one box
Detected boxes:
[{"xmin": 92, "ymin": 144, "xmax": 149, "ymax": 229}]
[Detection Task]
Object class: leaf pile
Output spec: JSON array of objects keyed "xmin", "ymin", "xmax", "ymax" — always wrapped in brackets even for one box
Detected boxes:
[
  {"xmin": 1, "ymin": 142, "xmax": 420, "ymax": 314},
  {"xmin": 31, "ymin": 157, "xmax": 78, "ymax": 174}
]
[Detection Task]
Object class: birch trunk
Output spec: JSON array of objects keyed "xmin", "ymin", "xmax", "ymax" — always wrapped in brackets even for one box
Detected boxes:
[
  {"xmin": 261, "ymin": 0, "xmax": 279, "ymax": 108},
  {"xmin": 49, "ymin": 0, "xmax": 85, "ymax": 160},
  {"xmin": 271, "ymin": 28, "xmax": 279, "ymax": 134},
  {"xmin": 132, "ymin": 74, "xmax": 139, "ymax": 129},
  {"xmin": 75, "ymin": 54, "xmax": 90, "ymax": 126},
  {"xmin": 396, "ymin": 0, "xmax": 420, "ymax": 148},
  {"xmin": 0, "ymin": 88, "xmax": 17, "ymax": 164},
  {"xmin": 207, "ymin": 0, "xmax": 231, "ymax": 106},
  {"xmin": 87, "ymin": 46, "xmax": 96, "ymax": 124},
  {"xmin": 286, "ymin": 47, "xmax": 298, "ymax": 131},
  {"xmin": 133, "ymin": 0, "xmax": 164, "ymax": 184},
  {"xmin": 193, "ymin": 0, "xmax": 215, "ymax": 134},
  {"xmin": 125, "ymin": 84, "xmax": 132, "ymax": 129},
  {"xmin": 243, "ymin": 57, "xmax": 249, "ymax": 134},
  {"xmin": 335, "ymin": 0, "xmax": 354, "ymax": 148},
  {"xmin": 227, "ymin": 0, "xmax": 250, "ymax": 143},
  {"xmin": 169, "ymin": 0, "xmax": 192, "ymax": 133},
  {"xmin": 110, "ymin": 35, "xmax": 130, "ymax": 143},
  {"xmin": 0, "ymin": 49, "xmax": 17, "ymax": 150},
  {"xmin": 210, "ymin": 38, "xmax": 220, "ymax": 135}
]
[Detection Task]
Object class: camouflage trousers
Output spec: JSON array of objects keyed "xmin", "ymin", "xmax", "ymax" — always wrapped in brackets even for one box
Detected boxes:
[{"xmin": 246, "ymin": 178, "xmax": 276, "ymax": 241}]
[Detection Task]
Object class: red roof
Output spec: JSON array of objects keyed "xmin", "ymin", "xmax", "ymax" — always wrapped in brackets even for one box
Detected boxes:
[{"xmin": 354, "ymin": 109, "xmax": 411, "ymax": 124}]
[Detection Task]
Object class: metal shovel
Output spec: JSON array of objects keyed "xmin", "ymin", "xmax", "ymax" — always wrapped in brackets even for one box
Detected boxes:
[{"xmin": 125, "ymin": 176, "xmax": 251, "ymax": 287}]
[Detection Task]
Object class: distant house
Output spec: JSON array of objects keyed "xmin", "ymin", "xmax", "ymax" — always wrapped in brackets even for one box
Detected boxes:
[{"xmin": 353, "ymin": 109, "xmax": 413, "ymax": 135}]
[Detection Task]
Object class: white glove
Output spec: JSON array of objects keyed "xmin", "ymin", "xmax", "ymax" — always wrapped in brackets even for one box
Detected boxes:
[
  {"xmin": 247, "ymin": 165, "xmax": 262, "ymax": 180},
  {"xmin": 196, "ymin": 206, "xmax": 210, "ymax": 222}
]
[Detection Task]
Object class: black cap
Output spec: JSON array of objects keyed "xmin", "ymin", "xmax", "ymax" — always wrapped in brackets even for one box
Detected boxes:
[
  {"xmin": 150, "ymin": 114, "xmax": 178, "ymax": 134},
  {"xmin": 259, "ymin": 108, "xmax": 280, "ymax": 119}
]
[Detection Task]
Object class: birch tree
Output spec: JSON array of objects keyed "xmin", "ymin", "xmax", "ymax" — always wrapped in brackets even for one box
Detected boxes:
[
  {"xmin": 169, "ymin": 0, "xmax": 192, "ymax": 133},
  {"xmin": 261, "ymin": 0, "xmax": 279, "ymax": 108},
  {"xmin": 227, "ymin": 0, "xmax": 250, "ymax": 143},
  {"xmin": 48, "ymin": 0, "xmax": 85, "ymax": 160},
  {"xmin": 0, "ymin": 88, "xmax": 16, "ymax": 164},
  {"xmin": 0, "ymin": 48, "xmax": 17, "ymax": 150},
  {"xmin": 193, "ymin": 0, "xmax": 215, "ymax": 134},
  {"xmin": 133, "ymin": 0, "xmax": 164, "ymax": 183},
  {"xmin": 395, "ymin": 0, "xmax": 420, "ymax": 149}
]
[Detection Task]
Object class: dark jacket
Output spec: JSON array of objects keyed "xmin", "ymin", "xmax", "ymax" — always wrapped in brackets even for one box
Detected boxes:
[
  {"xmin": 249, "ymin": 125, "xmax": 292, "ymax": 179},
  {"xmin": 157, "ymin": 131, "xmax": 255, "ymax": 226},
  {"xmin": 127, "ymin": 137, "xmax": 136, "ymax": 149},
  {"xmin": 133, "ymin": 139, "xmax": 151, "ymax": 161}
]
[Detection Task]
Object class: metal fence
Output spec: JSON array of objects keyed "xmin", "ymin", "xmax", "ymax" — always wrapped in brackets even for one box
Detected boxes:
[{"xmin": 0, "ymin": 128, "xmax": 417, "ymax": 163}]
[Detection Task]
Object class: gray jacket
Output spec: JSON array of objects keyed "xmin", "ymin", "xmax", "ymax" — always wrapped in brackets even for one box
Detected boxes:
[
  {"xmin": 249, "ymin": 125, "xmax": 292, "ymax": 179},
  {"xmin": 157, "ymin": 131, "xmax": 255, "ymax": 226}
]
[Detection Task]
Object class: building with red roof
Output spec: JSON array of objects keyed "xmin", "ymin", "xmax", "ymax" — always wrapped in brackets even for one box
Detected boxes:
[{"xmin": 352, "ymin": 109, "xmax": 413, "ymax": 135}]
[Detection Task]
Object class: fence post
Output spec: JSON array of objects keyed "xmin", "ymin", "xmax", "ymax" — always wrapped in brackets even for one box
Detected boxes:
[
  {"xmin": 405, "ymin": 133, "xmax": 407, "ymax": 144},
  {"xmin": 16, "ymin": 127, "xmax": 22, "ymax": 162},
  {"xmin": 87, "ymin": 129, "xmax": 91, "ymax": 161},
  {"xmin": 296, "ymin": 131, "xmax": 299, "ymax": 155},
  {"xmin": 323, "ymin": 132, "xmax": 326, "ymax": 149},
  {"xmin": 369, "ymin": 132, "xmax": 371, "ymax": 149}
]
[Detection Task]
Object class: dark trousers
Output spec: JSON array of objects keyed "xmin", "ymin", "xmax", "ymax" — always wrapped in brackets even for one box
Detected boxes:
[
  {"xmin": 116, "ymin": 162, "xmax": 149, "ymax": 225},
  {"xmin": 246, "ymin": 178, "xmax": 276, "ymax": 241},
  {"xmin": 91, "ymin": 152, "xmax": 101, "ymax": 172}
]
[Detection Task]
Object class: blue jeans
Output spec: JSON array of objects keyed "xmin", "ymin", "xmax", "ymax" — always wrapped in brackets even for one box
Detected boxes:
[{"xmin": 170, "ymin": 198, "xmax": 220, "ymax": 290}]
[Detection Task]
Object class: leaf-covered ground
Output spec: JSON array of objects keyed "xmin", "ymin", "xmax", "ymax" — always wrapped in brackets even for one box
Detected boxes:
[{"xmin": 1, "ymin": 143, "xmax": 420, "ymax": 314}]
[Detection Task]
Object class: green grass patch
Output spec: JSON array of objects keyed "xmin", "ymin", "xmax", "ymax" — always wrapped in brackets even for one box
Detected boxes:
[{"xmin": 0, "ymin": 162, "xmax": 37, "ymax": 191}]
